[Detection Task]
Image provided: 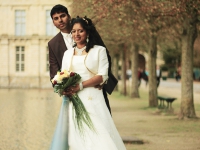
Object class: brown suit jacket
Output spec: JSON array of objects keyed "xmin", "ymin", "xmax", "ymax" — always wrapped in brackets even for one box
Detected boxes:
[
  {"xmin": 48, "ymin": 32, "xmax": 67, "ymax": 80},
  {"xmin": 48, "ymin": 32, "xmax": 117, "ymax": 94}
]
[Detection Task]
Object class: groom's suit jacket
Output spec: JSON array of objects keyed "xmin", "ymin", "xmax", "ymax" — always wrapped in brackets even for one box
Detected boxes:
[
  {"xmin": 48, "ymin": 32, "xmax": 118, "ymax": 95},
  {"xmin": 48, "ymin": 32, "xmax": 67, "ymax": 80}
]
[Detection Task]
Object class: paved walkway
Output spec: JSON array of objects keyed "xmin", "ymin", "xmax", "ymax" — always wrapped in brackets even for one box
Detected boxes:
[{"xmin": 157, "ymin": 79, "xmax": 200, "ymax": 104}]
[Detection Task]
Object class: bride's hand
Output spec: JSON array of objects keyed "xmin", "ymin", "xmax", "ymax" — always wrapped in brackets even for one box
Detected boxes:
[
  {"xmin": 62, "ymin": 89, "xmax": 73, "ymax": 97},
  {"xmin": 63, "ymin": 84, "xmax": 80, "ymax": 97}
]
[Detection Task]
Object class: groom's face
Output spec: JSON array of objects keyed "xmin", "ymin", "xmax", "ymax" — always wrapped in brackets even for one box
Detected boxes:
[{"xmin": 52, "ymin": 12, "xmax": 71, "ymax": 32}]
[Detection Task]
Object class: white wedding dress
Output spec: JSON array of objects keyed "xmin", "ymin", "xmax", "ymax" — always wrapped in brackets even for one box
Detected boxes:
[
  {"xmin": 68, "ymin": 55, "xmax": 126, "ymax": 150},
  {"xmin": 50, "ymin": 46, "xmax": 126, "ymax": 150}
]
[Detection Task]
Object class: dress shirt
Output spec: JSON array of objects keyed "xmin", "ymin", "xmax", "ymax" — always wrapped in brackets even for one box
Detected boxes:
[{"xmin": 61, "ymin": 32, "xmax": 73, "ymax": 49}]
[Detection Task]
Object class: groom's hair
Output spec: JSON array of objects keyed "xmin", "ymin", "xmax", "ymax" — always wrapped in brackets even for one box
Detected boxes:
[{"xmin": 50, "ymin": 4, "xmax": 69, "ymax": 19}]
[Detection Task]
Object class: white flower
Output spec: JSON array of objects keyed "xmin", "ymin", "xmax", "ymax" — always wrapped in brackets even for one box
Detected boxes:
[{"xmin": 51, "ymin": 70, "xmax": 70, "ymax": 84}]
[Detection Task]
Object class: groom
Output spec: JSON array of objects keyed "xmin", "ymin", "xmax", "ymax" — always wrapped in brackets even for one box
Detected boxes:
[{"xmin": 48, "ymin": 4, "xmax": 117, "ymax": 114}]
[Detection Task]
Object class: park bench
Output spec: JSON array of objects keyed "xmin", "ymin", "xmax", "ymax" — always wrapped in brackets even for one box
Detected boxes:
[{"xmin": 157, "ymin": 96, "xmax": 176, "ymax": 110}]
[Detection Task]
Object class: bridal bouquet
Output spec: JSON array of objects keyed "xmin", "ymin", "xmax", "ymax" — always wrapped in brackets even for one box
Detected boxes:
[{"xmin": 51, "ymin": 70, "xmax": 95, "ymax": 133}]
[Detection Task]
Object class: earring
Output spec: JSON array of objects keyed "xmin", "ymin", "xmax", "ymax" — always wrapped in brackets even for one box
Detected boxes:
[
  {"xmin": 86, "ymin": 36, "xmax": 89, "ymax": 43},
  {"xmin": 72, "ymin": 39, "xmax": 77, "ymax": 47}
]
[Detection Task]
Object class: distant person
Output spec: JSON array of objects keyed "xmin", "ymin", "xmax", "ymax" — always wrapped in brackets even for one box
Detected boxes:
[
  {"xmin": 126, "ymin": 69, "xmax": 132, "ymax": 80},
  {"xmin": 138, "ymin": 68, "xmax": 142, "ymax": 87},
  {"xmin": 141, "ymin": 68, "xmax": 148, "ymax": 86},
  {"xmin": 175, "ymin": 66, "xmax": 181, "ymax": 81},
  {"xmin": 175, "ymin": 71, "xmax": 179, "ymax": 81},
  {"xmin": 156, "ymin": 66, "xmax": 162, "ymax": 87},
  {"xmin": 145, "ymin": 68, "xmax": 149, "ymax": 76}
]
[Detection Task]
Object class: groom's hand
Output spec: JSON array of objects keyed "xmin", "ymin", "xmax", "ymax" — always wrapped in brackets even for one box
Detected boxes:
[{"xmin": 94, "ymin": 84, "xmax": 104, "ymax": 90}]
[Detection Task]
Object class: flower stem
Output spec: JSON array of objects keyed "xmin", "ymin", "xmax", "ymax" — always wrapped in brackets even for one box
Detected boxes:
[{"xmin": 70, "ymin": 94, "xmax": 95, "ymax": 133}]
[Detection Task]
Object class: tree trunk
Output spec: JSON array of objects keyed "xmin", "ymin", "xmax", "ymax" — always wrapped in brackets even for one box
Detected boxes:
[
  {"xmin": 121, "ymin": 44, "xmax": 127, "ymax": 96},
  {"xmin": 179, "ymin": 15, "xmax": 197, "ymax": 119},
  {"xmin": 148, "ymin": 29, "xmax": 158, "ymax": 107},
  {"xmin": 130, "ymin": 43, "xmax": 140, "ymax": 98},
  {"xmin": 113, "ymin": 54, "xmax": 119, "ymax": 91}
]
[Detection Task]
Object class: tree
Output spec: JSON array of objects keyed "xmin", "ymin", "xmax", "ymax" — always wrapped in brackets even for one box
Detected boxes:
[
  {"xmin": 130, "ymin": 43, "xmax": 140, "ymax": 97},
  {"xmin": 137, "ymin": 0, "xmax": 176, "ymax": 107},
  {"xmin": 175, "ymin": 0, "xmax": 200, "ymax": 119}
]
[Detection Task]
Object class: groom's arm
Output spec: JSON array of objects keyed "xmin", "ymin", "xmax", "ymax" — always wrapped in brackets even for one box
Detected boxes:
[{"xmin": 48, "ymin": 42, "xmax": 60, "ymax": 83}]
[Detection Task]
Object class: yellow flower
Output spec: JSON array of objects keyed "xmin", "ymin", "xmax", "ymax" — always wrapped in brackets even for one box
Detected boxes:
[{"xmin": 59, "ymin": 70, "xmax": 69, "ymax": 80}]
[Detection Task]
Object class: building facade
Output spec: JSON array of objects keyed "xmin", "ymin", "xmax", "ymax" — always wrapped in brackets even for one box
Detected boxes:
[{"xmin": 0, "ymin": 0, "xmax": 71, "ymax": 88}]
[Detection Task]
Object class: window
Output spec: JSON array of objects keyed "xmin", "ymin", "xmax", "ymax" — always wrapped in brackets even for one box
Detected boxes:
[
  {"xmin": 16, "ymin": 46, "xmax": 25, "ymax": 72},
  {"xmin": 15, "ymin": 10, "xmax": 26, "ymax": 36},
  {"xmin": 46, "ymin": 10, "xmax": 57, "ymax": 36},
  {"xmin": 46, "ymin": 47, "xmax": 49, "ymax": 72}
]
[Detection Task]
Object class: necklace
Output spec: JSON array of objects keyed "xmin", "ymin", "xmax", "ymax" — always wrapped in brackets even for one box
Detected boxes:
[{"xmin": 75, "ymin": 46, "xmax": 86, "ymax": 55}]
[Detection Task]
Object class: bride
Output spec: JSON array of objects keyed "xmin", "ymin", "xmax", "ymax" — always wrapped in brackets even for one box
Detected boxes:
[{"xmin": 50, "ymin": 16, "xmax": 126, "ymax": 150}]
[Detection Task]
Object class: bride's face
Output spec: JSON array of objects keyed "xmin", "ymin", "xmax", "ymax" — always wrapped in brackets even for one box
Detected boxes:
[{"xmin": 71, "ymin": 23, "xmax": 87, "ymax": 45}]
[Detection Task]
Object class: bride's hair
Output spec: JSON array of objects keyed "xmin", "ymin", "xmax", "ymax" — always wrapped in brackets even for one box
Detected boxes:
[{"xmin": 71, "ymin": 16, "xmax": 104, "ymax": 53}]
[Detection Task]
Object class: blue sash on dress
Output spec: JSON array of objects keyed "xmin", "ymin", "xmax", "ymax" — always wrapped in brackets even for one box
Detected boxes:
[{"xmin": 50, "ymin": 96, "xmax": 69, "ymax": 150}]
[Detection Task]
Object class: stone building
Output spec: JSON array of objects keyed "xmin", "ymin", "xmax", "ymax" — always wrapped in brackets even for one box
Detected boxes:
[{"xmin": 0, "ymin": 0, "xmax": 71, "ymax": 88}]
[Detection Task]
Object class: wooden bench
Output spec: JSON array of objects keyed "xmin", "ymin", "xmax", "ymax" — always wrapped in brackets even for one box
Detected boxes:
[{"xmin": 157, "ymin": 96, "xmax": 176, "ymax": 110}]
